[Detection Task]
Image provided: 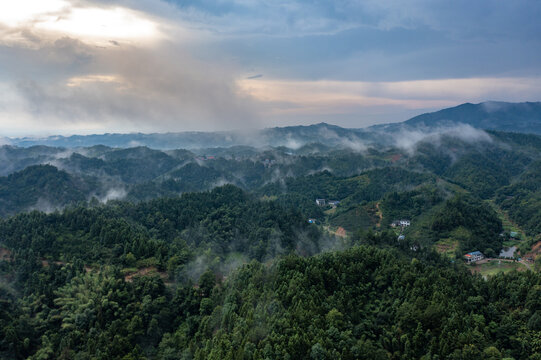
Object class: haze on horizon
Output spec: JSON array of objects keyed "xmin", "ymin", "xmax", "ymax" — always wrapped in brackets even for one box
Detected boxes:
[{"xmin": 1, "ymin": 0, "xmax": 540, "ymax": 137}]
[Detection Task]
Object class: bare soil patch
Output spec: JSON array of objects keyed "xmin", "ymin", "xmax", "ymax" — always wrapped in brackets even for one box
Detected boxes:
[
  {"xmin": 335, "ymin": 227, "xmax": 347, "ymax": 238},
  {"xmin": 523, "ymin": 240, "xmax": 541, "ymax": 260},
  {"xmin": 0, "ymin": 247, "xmax": 12, "ymax": 261},
  {"xmin": 390, "ymin": 154, "xmax": 402, "ymax": 163}
]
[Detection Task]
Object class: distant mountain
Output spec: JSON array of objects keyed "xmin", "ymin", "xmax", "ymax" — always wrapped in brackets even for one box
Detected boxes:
[
  {"xmin": 3, "ymin": 102, "xmax": 541, "ymax": 149},
  {"xmin": 4, "ymin": 123, "xmax": 370, "ymax": 150},
  {"xmin": 10, "ymin": 131, "xmax": 246, "ymax": 149},
  {"xmin": 371, "ymin": 101, "xmax": 541, "ymax": 134}
]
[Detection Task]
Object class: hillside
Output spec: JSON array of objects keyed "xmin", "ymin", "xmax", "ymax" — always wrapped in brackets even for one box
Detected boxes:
[
  {"xmin": 400, "ymin": 101, "xmax": 541, "ymax": 133},
  {"xmin": 4, "ymin": 102, "xmax": 541, "ymax": 150},
  {"xmin": 2, "ymin": 129, "xmax": 541, "ymax": 243},
  {"xmin": 0, "ymin": 165, "xmax": 96, "ymax": 217},
  {"xmin": 2, "ymin": 132, "xmax": 541, "ymax": 358},
  {"xmin": 1, "ymin": 220, "xmax": 540, "ymax": 358}
]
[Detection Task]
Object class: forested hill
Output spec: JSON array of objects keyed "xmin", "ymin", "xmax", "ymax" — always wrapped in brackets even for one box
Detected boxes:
[
  {"xmin": 2, "ymin": 223, "xmax": 541, "ymax": 358},
  {"xmin": 0, "ymin": 177, "xmax": 538, "ymax": 358},
  {"xmin": 0, "ymin": 165, "xmax": 96, "ymax": 217},
  {"xmin": 402, "ymin": 101, "xmax": 541, "ymax": 134},
  {"xmin": 0, "ymin": 185, "xmax": 322, "ymax": 268},
  {"xmin": 161, "ymin": 246, "xmax": 541, "ymax": 359},
  {"xmin": 3, "ymin": 128, "xmax": 541, "ymax": 358},
  {"xmin": 2, "ymin": 129, "xmax": 541, "ymax": 245}
]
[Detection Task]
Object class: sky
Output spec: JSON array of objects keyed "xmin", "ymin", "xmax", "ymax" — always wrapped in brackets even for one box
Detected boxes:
[{"xmin": 1, "ymin": 0, "xmax": 541, "ymax": 136}]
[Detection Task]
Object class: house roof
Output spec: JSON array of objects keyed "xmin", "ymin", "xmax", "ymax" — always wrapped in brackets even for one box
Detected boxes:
[{"xmin": 466, "ymin": 251, "xmax": 483, "ymax": 256}]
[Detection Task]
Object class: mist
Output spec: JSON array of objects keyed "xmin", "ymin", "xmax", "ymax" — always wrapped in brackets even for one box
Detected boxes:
[
  {"xmin": 27, "ymin": 197, "xmax": 61, "ymax": 214},
  {"xmin": 379, "ymin": 123, "xmax": 493, "ymax": 155},
  {"xmin": 96, "ymin": 188, "xmax": 127, "ymax": 203}
]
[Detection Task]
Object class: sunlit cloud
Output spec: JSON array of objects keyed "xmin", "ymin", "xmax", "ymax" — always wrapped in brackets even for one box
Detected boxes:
[
  {"xmin": 238, "ymin": 77, "xmax": 541, "ymax": 116},
  {"xmin": 36, "ymin": 7, "xmax": 158, "ymax": 41},
  {"xmin": 0, "ymin": 0, "xmax": 68, "ymax": 27},
  {"xmin": 0, "ymin": 0, "xmax": 162, "ymax": 46},
  {"xmin": 66, "ymin": 74, "xmax": 123, "ymax": 87}
]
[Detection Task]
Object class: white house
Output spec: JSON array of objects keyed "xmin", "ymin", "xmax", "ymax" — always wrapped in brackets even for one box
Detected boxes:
[
  {"xmin": 328, "ymin": 200, "xmax": 340, "ymax": 207},
  {"xmin": 399, "ymin": 220, "xmax": 411, "ymax": 227},
  {"xmin": 464, "ymin": 251, "xmax": 485, "ymax": 263}
]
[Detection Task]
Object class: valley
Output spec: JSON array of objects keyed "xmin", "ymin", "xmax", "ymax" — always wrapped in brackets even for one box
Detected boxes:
[{"xmin": 2, "ymin": 109, "xmax": 541, "ymax": 358}]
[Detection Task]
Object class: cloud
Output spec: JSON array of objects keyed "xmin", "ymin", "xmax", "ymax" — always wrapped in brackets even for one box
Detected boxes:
[
  {"xmin": 161, "ymin": 0, "xmax": 541, "ymax": 41},
  {"xmin": 35, "ymin": 6, "xmax": 158, "ymax": 41},
  {"xmin": 161, "ymin": 0, "xmax": 360, "ymax": 36},
  {"xmin": 359, "ymin": 0, "xmax": 541, "ymax": 41},
  {"xmin": 65, "ymin": 74, "xmax": 122, "ymax": 87},
  {"xmin": 0, "ymin": 137, "xmax": 11, "ymax": 146},
  {"xmin": 0, "ymin": 0, "xmax": 163, "ymax": 47},
  {"xmin": 28, "ymin": 197, "xmax": 61, "ymax": 214},
  {"xmin": 0, "ymin": 0, "xmax": 68, "ymax": 28},
  {"xmin": 1, "ymin": 36, "xmax": 260, "ymax": 135},
  {"xmin": 1, "ymin": 0, "xmax": 540, "ymax": 135},
  {"xmin": 382, "ymin": 124, "xmax": 493, "ymax": 155},
  {"xmin": 97, "ymin": 187, "xmax": 127, "ymax": 203},
  {"xmin": 0, "ymin": 0, "xmax": 266, "ymax": 136},
  {"xmin": 237, "ymin": 76, "xmax": 541, "ymax": 124}
]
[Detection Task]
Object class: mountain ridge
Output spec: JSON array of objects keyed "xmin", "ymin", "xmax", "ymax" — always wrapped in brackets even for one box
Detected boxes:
[{"xmin": 3, "ymin": 101, "xmax": 541, "ymax": 149}]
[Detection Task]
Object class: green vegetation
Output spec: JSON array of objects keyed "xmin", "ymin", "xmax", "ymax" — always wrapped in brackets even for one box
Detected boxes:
[
  {"xmin": 430, "ymin": 195, "xmax": 503, "ymax": 254},
  {"xmin": 470, "ymin": 259, "xmax": 528, "ymax": 277},
  {"xmin": 495, "ymin": 160, "xmax": 541, "ymax": 236},
  {"xmin": 434, "ymin": 238, "xmax": 460, "ymax": 257},
  {"xmin": 379, "ymin": 186, "xmax": 444, "ymax": 227},
  {"xmin": 0, "ymin": 185, "xmax": 322, "ymax": 269},
  {"xmin": 327, "ymin": 203, "xmax": 376, "ymax": 231},
  {"xmin": 0, "ymin": 165, "xmax": 96, "ymax": 217},
  {"xmin": 2, "ymin": 233, "xmax": 541, "ymax": 359},
  {"xmin": 442, "ymin": 149, "xmax": 530, "ymax": 199},
  {"xmin": 2, "ymin": 129, "xmax": 541, "ymax": 358}
]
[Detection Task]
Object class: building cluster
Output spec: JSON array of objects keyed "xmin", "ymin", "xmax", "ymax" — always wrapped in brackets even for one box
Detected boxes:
[
  {"xmin": 315, "ymin": 199, "xmax": 340, "ymax": 208},
  {"xmin": 391, "ymin": 219, "xmax": 411, "ymax": 227},
  {"xmin": 464, "ymin": 251, "xmax": 485, "ymax": 263}
]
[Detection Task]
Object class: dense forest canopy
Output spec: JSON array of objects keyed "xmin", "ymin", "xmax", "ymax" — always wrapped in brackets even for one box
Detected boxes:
[{"xmin": 2, "ymin": 128, "xmax": 541, "ymax": 358}]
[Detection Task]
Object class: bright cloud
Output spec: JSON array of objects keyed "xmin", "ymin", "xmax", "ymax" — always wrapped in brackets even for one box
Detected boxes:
[
  {"xmin": 0, "ymin": 0, "xmax": 162, "ymax": 46},
  {"xmin": 0, "ymin": 0, "xmax": 540, "ymax": 135},
  {"xmin": 0, "ymin": 0, "xmax": 68, "ymax": 27},
  {"xmin": 36, "ymin": 6, "xmax": 158, "ymax": 41},
  {"xmin": 66, "ymin": 75, "xmax": 123, "ymax": 87},
  {"xmin": 238, "ymin": 77, "xmax": 541, "ymax": 116}
]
